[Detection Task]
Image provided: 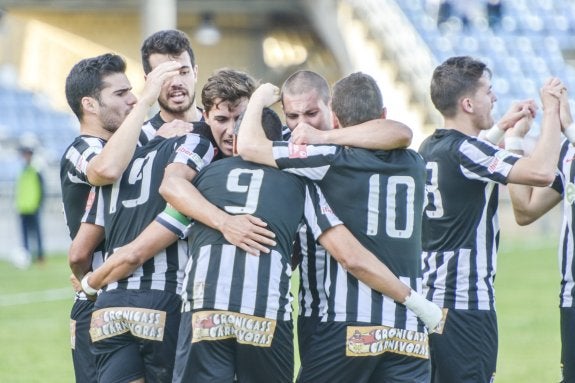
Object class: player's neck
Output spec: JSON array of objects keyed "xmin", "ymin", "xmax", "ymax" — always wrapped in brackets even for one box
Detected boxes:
[
  {"xmin": 80, "ymin": 120, "xmax": 113, "ymax": 141},
  {"xmin": 443, "ymin": 117, "xmax": 481, "ymax": 137},
  {"xmin": 160, "ymin": 104, "xmax": 202, "ymax": 123}
]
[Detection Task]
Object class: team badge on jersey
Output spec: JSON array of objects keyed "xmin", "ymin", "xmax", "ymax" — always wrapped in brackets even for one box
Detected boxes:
[
  {"xmin": 288, "ymin": 143, "xmax": 308, "ymax": 159},
  {"xmin": 487, "ymin": 151, "xmax": 508, "ymax": 174}
]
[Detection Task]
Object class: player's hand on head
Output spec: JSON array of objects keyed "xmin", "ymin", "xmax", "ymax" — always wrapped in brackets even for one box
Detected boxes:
[
  {"xmin": 290, "ymin": 123, "xmax": 323, "ymax": 145},
  {"xmin": 252, "ymin": 83, "xmax": 281, "ymax": 108},
  {"xmin": 221, "ymin": 214, "xmax": 276, "ymax": 256},
  {"xmin": 140, "ymin": 60, "xmax": 183, "ymax": 106},
  {"xmin": 156, "ymin": 120, "xmax": 194, "ymax": 139}
]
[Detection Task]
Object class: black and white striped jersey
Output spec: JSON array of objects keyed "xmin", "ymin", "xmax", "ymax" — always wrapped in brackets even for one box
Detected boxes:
[
  {"xmin": 418, "ymin": 129, "xmax": 521, "ymax": 311},
  {"xmin": 296, "ymin": 225, "xmax": 328, "ymax": 318},
  {"xmin": 281, "ymin": 127, "xmax": 329, "ymax": 319},
  {"xmin": 174, "ymin": 156, "xmax": 341, "ymax": 321},
  {"xmin": 138, "ymin": 111, "xmax": 166, "ymax": 146},
  {"xmin": 271, "ymin": 142, "xmax": 426, "ymax": 330},
  {"xmin": 96, "ymin": 134, "xmax": 213, "ymax": 294},
  {"xmin": 138, "ymin": 109, "xmax": 206, "ymax": 146},
  {"xmin": 550, "ymin": 138, "xmax": 575, "ymax": 308},
  {"xmin": 60, "ymin": 135, "xmax": 106, "ymax": 274}
]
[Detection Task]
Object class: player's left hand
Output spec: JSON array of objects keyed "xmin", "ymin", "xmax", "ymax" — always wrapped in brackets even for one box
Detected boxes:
[
  {"xmin": 220, "ymin": 214, "xmax": 277, "ymax": 256},
  {"xmin": 156, "ymin": 119, "xmax": 194, "ymax": 138}
]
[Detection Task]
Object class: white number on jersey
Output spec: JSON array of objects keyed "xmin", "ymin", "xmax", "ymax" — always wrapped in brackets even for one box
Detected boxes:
[
  {"xmin": 367, "ymin": 174, "xmax": 415, "ymax": 238},
  {"xmin": 424, "ymin": 161, "xmax": 444, "ymax": 218},
  {"xmin": 225, "ymin": 168, "xmax": 264, "ymax": 214},
  {"xmin": 109, "ymin": 151, "xmax": 157, "ymax": 214}
]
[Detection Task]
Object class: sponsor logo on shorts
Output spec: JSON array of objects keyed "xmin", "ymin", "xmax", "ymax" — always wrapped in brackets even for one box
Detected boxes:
[
  {"xmin": 89, "ymin": 307, "xmax": 166, "ymax": 342},
  {"xmin": 288, "ymin": 143, "xmax": 308, "ymax": 159},
  {"xmin": 345, "ymin": 325, "xmax": 429, "ymax": 359},
  {"xmin": 191, "ymin": 310, "xmax": 276, "ymax": 348}
]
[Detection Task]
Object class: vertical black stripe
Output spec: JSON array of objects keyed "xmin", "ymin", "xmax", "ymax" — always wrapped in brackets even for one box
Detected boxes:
[
  {"xmin": 254, "ymin": 250, "xmax": 272, "ymax": 317},
  {"xmin": 229, "ymin": 247, "xmax": 246, "ymax": 312},
  {"xmin": 203, "ymin": 245, "xmax": 222, "ymax": 304}
]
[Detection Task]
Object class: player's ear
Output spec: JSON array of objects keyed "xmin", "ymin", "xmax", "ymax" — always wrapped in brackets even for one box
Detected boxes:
[
  {"xmin": 81, "ymin": 97, "xmax": 97, "ymax": 114},
  {"xmin": 332, "ymin": 112, "xmax": 341, "ymax": 129},
  {"xmin": 461, "ymin": 97, "xmax": 473, "ymax": 113},
  {"xmin": 380, "ymin": 107, "xmax": 387, "ymax": 119}
]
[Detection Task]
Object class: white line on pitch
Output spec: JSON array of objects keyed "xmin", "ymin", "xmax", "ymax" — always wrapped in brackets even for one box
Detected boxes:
[{"xmin": 0, "ymin": 288, "xmax": 73, "ymax": 307}]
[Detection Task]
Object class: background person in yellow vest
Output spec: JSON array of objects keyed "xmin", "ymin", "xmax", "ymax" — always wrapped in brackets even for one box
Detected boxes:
[{"xmin": 15, "ymin": 146, "xmax": 45, "ymax": 264}]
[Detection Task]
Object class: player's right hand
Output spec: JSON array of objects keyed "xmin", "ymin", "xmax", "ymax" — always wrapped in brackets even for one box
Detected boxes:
[
  {"xmin": 221, "ymin": 214, "xmax": 277, "ymax": 256},
  {"xmin": 140, "ymin": 60, "xmax": 183, "ymax": 106},
  {"xmin": 290, "ymin": 122, "xmax": 324, "ymax": 145},
  {"xmin": 251, "ymin": 83, "xmax": 281, "ymax": 108}
]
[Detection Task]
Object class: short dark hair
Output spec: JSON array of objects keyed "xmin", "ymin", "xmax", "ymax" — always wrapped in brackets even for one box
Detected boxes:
[
  {"xmin": 234, "ymin": 107, "xmax": 283, "ymax": 141},
  {"xmin": 331, "ymin": 72, "xmax": 382, "ymax": 127},
  {"xmin": 281, "ymin": 70, "xmax": 330, "ymax": 105},
  {"xmin": 430, "ymin": 56, "xmax": 491, "ymax": 118},
  {"xmin": 261, "ymin": 107, "xmax": 283, "ymax": 141},
  {"xmin": 201, "ymin": 68, "xmax": 257, "ymax": 114},
  {"xmin": 140, "ymin": 29, "xmax": 196, "ymax": 74},
  {"xmin": 65, "ymin": 53, "xmax": 127, "ymax": 120}
]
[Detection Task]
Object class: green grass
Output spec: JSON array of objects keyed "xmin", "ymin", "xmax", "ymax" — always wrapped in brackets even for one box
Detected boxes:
[
  {"xmin": 0, "ymin": 236, "xmax": 563, "ymax": 382},
  {"xmin": 0, "ymin": 255, "xmax": 74, "ymax": 382},
  {"xmin": 496, "ymin": 235, "xmax": 562, "ymax": 383}
]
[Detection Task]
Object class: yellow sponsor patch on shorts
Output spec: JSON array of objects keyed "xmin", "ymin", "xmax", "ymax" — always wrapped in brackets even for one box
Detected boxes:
[
  {"xmin": 346, "ymin": 325, "xmax": 429, "ymax": 359},
  {"xmin": 70, "ymin": 319, "xmax": 76, "ymax": 350},
  {"xmin": 89, "ymin": 307, "xmax": 166, "ymax": 342},
  {"xmin": 191, "ymin": 310, "xmax": 276, "ymax": 348}
]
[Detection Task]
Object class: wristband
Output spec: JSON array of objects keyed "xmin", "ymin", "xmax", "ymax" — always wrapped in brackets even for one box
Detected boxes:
[
  {"xmin": 403, "ymin": 290, "xmax": 442, "ymax": 333},
  {"xmin": 81, "ymin": 274, "xmax": 98, "ymax": 296},
  {"xmin": 504, "ymin": 136, "xmax": 524, "ymax": 151},
  {"xmin": 565, "ymin": 123, "xmax": 575, "ymax": 144},
  {"xmin": 484, "ymin": 124, "xmax": 505, "ymax": 144}
]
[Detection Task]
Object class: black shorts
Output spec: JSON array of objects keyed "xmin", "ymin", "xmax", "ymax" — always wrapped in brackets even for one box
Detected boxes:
[
  {"xmin": 297, "ymin": 321, "xmax": 430, "ymax": 383},
  {"xmin": 90, "ymin": 289, "xmax": 182, "ymax": 383},
  {"xmin": 561, "ymin": 307, "xmax": 575, "ymax": 383},
  {"xmin": 70, "ymin": 297, "xmax": 97, "ymax": 383},
  {"xmin": 429, "ymin": 309, "xmax": 497, "ymax": 383},
  {"xmin": 297, "ymin": 314, "xmax": 322, "ymax": 362},
  {"xmin": 173, "ymin": 309, "xmax": 294, "ymax": 383}
]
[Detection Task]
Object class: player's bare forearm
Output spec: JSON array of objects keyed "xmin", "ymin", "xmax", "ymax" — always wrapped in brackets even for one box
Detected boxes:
[
  {"xmin": 68, "ymin": 223, "xmax": 104, "ymax": 280},
  {"xmin": 236, "ymin": 83, "xmax": 278, "ymax": 167},
  {"xmin": 161, "ymin": 165, "xmax": 276, "ymax": 255},
  {"xmin": 318, "ymin": 225, "xmax": 410, "ymax": 302},
  {"xmin": 87, "ymin": 61, "xmax": 183, "ymax": 185},
  {"xmin": 325, "ymin": 119, "xmax": 412, "ymax": 149},
  {"xmin": 508, "ymin": 184, "xmax": 561, "ymax": 226},
  {"xmin": 88, "ymin": 222, "xmax": 178, "ymax": 289}
]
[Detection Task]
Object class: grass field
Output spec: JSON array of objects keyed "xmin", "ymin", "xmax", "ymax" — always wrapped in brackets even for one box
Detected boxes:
[{"xmin": 0, "ymin": 234, "xmax": 563, "ymax": 383}]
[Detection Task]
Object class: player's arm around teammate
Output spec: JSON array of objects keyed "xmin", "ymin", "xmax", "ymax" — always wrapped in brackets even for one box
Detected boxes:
[{"xmin": 237, "ymin": 82, "xmax": 443, "ymax": 332}]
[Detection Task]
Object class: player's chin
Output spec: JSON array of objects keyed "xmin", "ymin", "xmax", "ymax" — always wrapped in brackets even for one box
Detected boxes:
[{"xmin": 219, "ymin": 144, "xmax": 234, "ymax": 158}]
